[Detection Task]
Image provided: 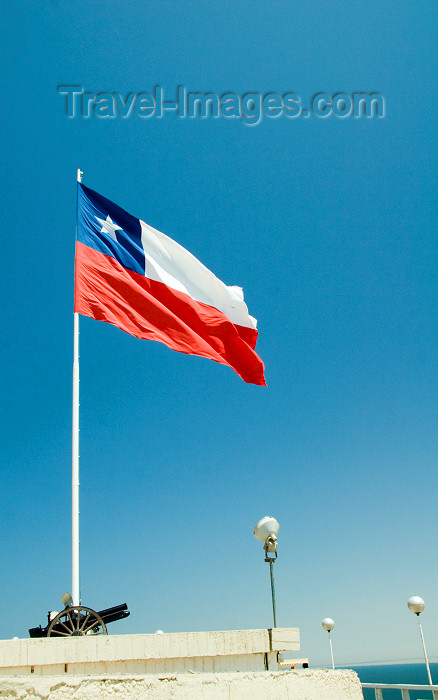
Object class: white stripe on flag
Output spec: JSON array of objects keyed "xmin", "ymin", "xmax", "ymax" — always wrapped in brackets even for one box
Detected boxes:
[{"xmin": 140, "ymin": 220, "xmax": 257, "ymax": 330}]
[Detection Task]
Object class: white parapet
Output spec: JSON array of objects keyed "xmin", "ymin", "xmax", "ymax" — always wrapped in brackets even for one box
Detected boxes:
[{"xmin": 0, "ymin": 628, "xmax": 299, "ymax": 676}]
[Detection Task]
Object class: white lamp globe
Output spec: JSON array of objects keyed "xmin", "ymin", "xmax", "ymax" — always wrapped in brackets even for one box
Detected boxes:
[
  {"xmin": 254, "ymin": 516, "xmax": 280, "ymax": 543},
  {"xmin": 407, "ymin": 596, "xmax": 425, "ymax": 614},
  {"xmin": 322, "ymin": 617, "xmax": 335, "ymax": 631}
]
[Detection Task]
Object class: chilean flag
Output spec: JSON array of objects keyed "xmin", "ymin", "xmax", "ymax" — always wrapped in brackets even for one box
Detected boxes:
[{"xmin": 75, "ymin": 184, "xmax": 266, "ymax": 385}]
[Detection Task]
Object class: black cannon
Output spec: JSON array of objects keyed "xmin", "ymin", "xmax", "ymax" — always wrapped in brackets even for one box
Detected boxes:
[{"xmin": 29, "ymin": 603, "xmax": 130, "ymax": 638}]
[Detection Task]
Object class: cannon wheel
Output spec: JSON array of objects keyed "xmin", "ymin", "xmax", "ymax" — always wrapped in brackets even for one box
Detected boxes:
[{"xmin": 47, "ymin": 606, "xmax": 107, "ymax": 637}]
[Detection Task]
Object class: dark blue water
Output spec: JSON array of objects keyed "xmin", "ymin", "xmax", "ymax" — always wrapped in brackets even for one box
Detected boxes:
[{"xmin": 347, "ymin": 663, "xmax": 438, "ymax": 699}]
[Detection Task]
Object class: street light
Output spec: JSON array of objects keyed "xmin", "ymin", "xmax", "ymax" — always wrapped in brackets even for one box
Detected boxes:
[
  {"xmin": 322, "ymin": 618, "xmax": 335, "ymax": 669},
  {"xmin": 407, "ymin": 596, "xmax": 433, "ymax": 685},
  {"xmin": 254, "ymin": 516, "xmax": 280, "ymax": 628}
]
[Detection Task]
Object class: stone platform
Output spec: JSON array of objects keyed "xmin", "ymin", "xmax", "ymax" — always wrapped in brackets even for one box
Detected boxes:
[{"xmin": 0, "ymin": 670, "xmax": 364, "ymax": 699}]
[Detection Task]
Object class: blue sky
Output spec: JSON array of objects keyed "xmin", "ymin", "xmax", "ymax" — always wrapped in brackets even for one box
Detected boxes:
[{"xmin": 2, "ymin": 0, "xmax": 437, "ymax": 665}]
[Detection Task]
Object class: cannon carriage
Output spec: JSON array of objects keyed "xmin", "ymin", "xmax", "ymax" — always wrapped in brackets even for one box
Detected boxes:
[{"xmin": 29, "ymin": 602, "xmax": 130, "ymax": 638}]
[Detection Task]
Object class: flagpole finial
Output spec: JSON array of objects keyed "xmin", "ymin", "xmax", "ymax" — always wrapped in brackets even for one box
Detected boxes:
[{"xmin": 77, "ymin": 169, "xmax": 83, "ymax": 183}]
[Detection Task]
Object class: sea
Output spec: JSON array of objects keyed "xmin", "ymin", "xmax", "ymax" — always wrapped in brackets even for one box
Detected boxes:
[{"xmin": 343, "ymin": 662, "xmax": 438, "ymax": 699}]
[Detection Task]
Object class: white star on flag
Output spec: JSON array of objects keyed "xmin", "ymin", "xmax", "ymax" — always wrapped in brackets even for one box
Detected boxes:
[{"xmin": 96, "ymin": 215, "xmax": 122, "ymax": 241}]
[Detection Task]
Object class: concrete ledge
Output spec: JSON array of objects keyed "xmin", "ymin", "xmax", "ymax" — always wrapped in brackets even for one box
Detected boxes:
[
  {"xmin": 0, "ymin": 670, "xmax": 364, "ymax": 699},
  {"xmin": 0, "ymin": 629, "xmax": 299, "ymax": 676}
]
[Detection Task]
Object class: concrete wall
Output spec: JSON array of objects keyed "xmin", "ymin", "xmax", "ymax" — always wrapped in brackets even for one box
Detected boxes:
[
  {"xmin": 0, "ymin": 628, "xmax": 299, "ymax": 676},
  {"xmin": 0, "ymin": 670, "xmax": 364, "ymax": 699},
  {"xmin": 0, "ymin": 630, "xmax": 364, "ymax": 698}
]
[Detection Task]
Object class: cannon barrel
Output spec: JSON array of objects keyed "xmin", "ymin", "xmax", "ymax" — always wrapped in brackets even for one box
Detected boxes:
[{"xmin": 96, "ymin": 603, "xmax": 130, "ymax": 625}]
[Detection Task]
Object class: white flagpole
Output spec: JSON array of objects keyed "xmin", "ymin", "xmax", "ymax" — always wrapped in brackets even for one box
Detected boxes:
[{"xmin": 72, "ymin": 168, "xmax": 83, "ymax": 606}]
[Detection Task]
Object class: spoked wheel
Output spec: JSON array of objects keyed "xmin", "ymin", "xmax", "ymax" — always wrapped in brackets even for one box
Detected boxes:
[{"xmin": 47, "ymin": 606, "xmax": 107, "ymax": 637}]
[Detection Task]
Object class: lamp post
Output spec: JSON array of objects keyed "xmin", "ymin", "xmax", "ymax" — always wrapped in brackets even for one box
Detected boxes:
[
  {"xmin": 407, "ymin": 596, "xmax": 433, "ymax": 685},
  {"xmin": 254, "ymin": 516, "xmax": 280, "ymax": 628},
  {"xmin": 322, "ymin": 618, "xmax": 335, "ymax": 669}
]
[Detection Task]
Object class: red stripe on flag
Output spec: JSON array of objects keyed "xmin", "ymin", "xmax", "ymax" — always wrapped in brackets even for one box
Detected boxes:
[{"xmin": 74, "ymin": 242, "xmax": 266, "ymax": 386}]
